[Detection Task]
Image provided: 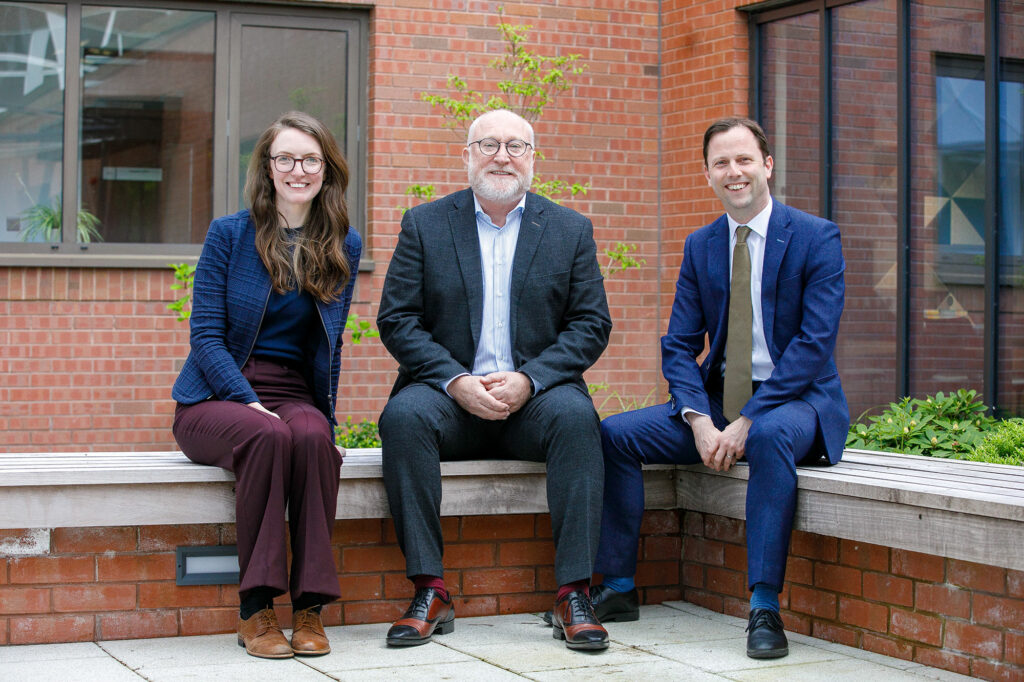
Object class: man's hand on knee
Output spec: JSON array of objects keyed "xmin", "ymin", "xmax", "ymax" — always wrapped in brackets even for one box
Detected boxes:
[
  {"xmin": 710, "ymin": 416, "xmax": 751, "ymax": 471},
  {"xmin": 481, "ymin": 371, "xmax": 532, "ymax": 414},
  {"xmin": 449, "ymin": 375, "xmax": 511, "ymax": 420},
  {"xmin": 686, "ymin": 414, "xmax": 721, "ymax": 468}
]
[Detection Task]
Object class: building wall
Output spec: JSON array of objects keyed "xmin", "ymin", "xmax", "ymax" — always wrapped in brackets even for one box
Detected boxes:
[
  {"xmin": 0, "ymin": 511, "xmax": 682, "ymax": 644},
  {"xmin": 2, "ymin": 0, "xmax": 699, "ymax": 452},
  {"xmin": 682, "ymin": 511, "xmax": 1024, "ymax": 682}
]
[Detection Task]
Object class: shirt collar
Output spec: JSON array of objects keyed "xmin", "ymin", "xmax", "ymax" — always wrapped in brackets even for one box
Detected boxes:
[
  {"xmin": 727, "ymin": 196, "xmax": 773, "ymax": 241},
  {"xmin": 473, "ymin": 193, "xmax": 527, "ymax": 227}
]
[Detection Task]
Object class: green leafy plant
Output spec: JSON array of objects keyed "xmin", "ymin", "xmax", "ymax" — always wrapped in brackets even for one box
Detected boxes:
[
  {"xmin": 603, "ymin": 242, "xmax": 646, "ymax": 278},
  {"xmin": 345, "ymin": 314, "xmax": 379, "ymax": 344},
  {"xmin": 965, "ymin": 418, "xmax": 1024, "ymax": 465},
  {"xmin": 588, "ymin": 382, "xmax": 659, "ymax": 419},
  {"xmin": 847, "ymin": 389, "xmax": 995, "ymax": 458},
  {"xmin": 167, "ymin": 263, "xmax": 196, "ymax": 321},
  {"xmin": 408, "ymin": 8, "xmax": 643, "ymax": 281},
  {"xmin": 334, "ymin": 416, "xmax": 381, "ymax": 448},
  {"xmin": 16, "ymin": 174, "xmax": 102, "ymax": 244},
  {"xmin": 409, "ymin": 7, "xmax": 589, "ymax": 208}
]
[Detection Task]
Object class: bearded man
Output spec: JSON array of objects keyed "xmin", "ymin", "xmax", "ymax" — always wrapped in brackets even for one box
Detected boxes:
[{"xmin": 376, "ymin": 109, "xmax": 613, "ymax": 651}]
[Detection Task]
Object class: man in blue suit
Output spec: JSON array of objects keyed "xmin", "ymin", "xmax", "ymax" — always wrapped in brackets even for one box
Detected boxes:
[
  {"xmin": 377, "ymin": 109, "xmax": 613, "ymax": 651},
  {"xmin": 591, "ymin": 117, "xmax": 848, "ymax": 659}
]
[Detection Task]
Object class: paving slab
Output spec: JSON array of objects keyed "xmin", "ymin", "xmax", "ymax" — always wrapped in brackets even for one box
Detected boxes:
[
  {"xmin": 606, "ymin": 609, "xmax": 745, "ymax": 646},
  {"xmin": 100, "ymin": 633, "xmax": 246, "ymax": 670},
  {"xmin": 642, "ymin": 637, "xmax": 844, "ymax": 673},
  {"xmin": 302, "ymin": 638, "xmax": 476, "ymax": 674},
  {"xmin": 444, "ymin": 639, "xmax": 662, "ymax": 674},
  {"xmin": 329, "ymin": 660, "xmax": 530, "ymax": 680},
  {"xmin": 1, "ymin": 656, "xmax": 145, "ymax": 681},
  {"xmin": 0, "ymin": 641, "xmax": 109, "ymax": 663},
  {"xmin": 141, "ymin": 660, "xmax": 331, "ymax": 682},
  {"xmin": 523, "ymin": 658, "xmax": 725, "ymax": 681},
  {"xmin": 1, "ymin": 602, "xmax": 981, "ymax": 682},
  {"xmin": 726, "ymin": 656, "xmax": 966, "ymax": 681}
]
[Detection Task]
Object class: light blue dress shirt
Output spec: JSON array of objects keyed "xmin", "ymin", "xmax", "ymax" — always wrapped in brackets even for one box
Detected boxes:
[
  {"xmin": 444, "ymin": 194, "xmax": 539, "ymax": 395},
  {"xmin": 471, "ymin": 194, "xmax": 524, "ymax": 375}
]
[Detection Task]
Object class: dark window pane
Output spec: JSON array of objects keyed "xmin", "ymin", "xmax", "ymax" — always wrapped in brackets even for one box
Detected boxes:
[
  {"xmin": 0, "ymin": 3, "xmax": 65, "ymax": 244},
  {"xmin": 908, "ymin": 0, "xmax": 986, "ymax": 402},
  {"xmin": 80, "ymin": 7, "xmax": 214, "ymax": 244},
  {"xmin": 998, "ymin": 0, "xmax": 1024, "ymax": 416},
  {"xmin": 759, "ymin": 12, "xmax": 821, "ymax": 216},
  {"xmin": 831, "ymin": 0, "xmax": 899, "ymax": 418},
  {"xmin": 237, "ymin": 24, "xmax": 349, "ymax": 210}
]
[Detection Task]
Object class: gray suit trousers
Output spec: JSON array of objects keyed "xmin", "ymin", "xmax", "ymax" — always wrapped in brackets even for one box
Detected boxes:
[{"xmin": 379, "ymin": 382, "xmax": 604, "ymax": 586}]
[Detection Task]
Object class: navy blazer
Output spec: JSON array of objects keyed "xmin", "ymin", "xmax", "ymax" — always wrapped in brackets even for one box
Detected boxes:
[
  {"xmin": 661, "ymin": 201, "xmax": 849, "ymax": 463},
  {"xmin": 171, "ymin": 210, "xmax": 362, "ymax": 426},
  {"xmin": 377, "ymin": 189, "xmax": 612, "ymax": 397}
]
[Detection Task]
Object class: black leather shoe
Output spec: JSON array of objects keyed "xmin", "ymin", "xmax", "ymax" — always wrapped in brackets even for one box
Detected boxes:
[
  {"xmin": 543, "ymin": 583, "xmax": 639, "ymax": 625},
  {"xmin": 386, "ymin": 588, "xmax": 454, "ymax": 647},
  {"xmin": 746, "ymin": 608, "xmax": 788, "ymax": 659},
  {"xmin": 551, "ymin": 590, "xmax": 608, "ymax": 651}
]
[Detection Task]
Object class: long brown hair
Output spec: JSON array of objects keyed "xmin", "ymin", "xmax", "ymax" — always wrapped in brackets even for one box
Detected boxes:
[{"xmin": 244, "ymin": 111, "xmax": 351, "ymax": 302}]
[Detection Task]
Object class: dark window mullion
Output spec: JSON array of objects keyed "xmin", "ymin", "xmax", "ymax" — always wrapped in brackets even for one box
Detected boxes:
[
  {"xmin": 896, "ymin": 0, "xmax": 910, "ymax": 399},
  {"xmin": 61, "ymin": 2, "xmax": 83, "ymax": 249},
  {"xmin": 820, "ymin": 4, "xmax": 831, "ymax": 221},
  {"xmin": 984, "ymin": 0, "xmax": 1000, "ymax": 412}
]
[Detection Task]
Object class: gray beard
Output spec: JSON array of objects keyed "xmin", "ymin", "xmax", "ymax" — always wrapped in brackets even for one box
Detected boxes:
[{"xmin": 469, "ymin": 170, "xmax": 533, "ymax": 203}]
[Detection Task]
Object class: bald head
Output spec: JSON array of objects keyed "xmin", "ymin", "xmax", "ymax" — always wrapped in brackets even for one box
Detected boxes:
[{"xmin": 467, "ymin": 109, "xmax": 535, "ymax": 147}]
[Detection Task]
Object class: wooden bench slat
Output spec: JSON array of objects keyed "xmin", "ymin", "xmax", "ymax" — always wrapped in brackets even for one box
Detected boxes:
[{"xmin": 2, "ymin": 448, "xmax": 1021, "ymax": 572}]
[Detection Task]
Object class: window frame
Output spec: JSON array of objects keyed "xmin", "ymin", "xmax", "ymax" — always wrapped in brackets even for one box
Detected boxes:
[{"xmin": 0, "ymin": 0, "xmax": 368, "ymax": 268}]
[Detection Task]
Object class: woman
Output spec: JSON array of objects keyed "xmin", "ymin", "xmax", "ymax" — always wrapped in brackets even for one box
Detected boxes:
[{"xmin": 172, "ymin": 111, "xmax": 361, "ymax": 659}]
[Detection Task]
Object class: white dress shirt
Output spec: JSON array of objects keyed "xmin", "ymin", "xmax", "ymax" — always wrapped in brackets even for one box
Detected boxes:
[
  {"xmin": 443, "ymin": 194, "xmax": 528, "ymax": 395},
  {"xmin": 683, "ymin": 197, "xmax": 776, "ymax": 420},
  {"xmin": 726, "ymin": 197, "xmax": 775, "ymax": 382}
]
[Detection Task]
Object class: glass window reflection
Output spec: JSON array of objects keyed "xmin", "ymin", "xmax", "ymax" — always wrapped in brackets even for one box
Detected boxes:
[
  {"xmin": 80, "ymin": 7, "xmax": 214, "ymax": 244},
  {"xmin": 0, "ymin": 2, "xmax": 66, "ymax": 243}
]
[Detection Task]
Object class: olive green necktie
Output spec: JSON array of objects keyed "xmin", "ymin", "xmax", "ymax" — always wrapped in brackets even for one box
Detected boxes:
[{"xmin": 724, "ymin": 225, "xmax": 752, "ymax": 422}]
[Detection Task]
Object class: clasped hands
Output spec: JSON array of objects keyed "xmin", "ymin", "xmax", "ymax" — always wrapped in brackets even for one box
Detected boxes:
[
  {"xmin": 687, "ymin": 413, "xmax": 752, "ymax": 472},
  {"xmin": 449, "ymin": 371, "xmax": 532, "ymax": 420}
]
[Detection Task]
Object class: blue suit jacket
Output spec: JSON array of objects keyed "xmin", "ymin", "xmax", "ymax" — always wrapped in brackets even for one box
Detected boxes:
[
  {"xmin": 377, "ymin": 189, "xmax": 612, "ymax": 397},
  {"xmin": 171, "ymin": 210, "xmax": 362, "ymax": 426},
  {"xmin": 662, "ymin": 201, "xmax": 849, "ymax": 463}
]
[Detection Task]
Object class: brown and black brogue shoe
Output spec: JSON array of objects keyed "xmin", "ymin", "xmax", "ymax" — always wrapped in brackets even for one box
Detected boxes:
[
  {"xmin": 551, "ymin": 590, "xmax": 609, "ymax": 651},
  {"xmin": 385, "ymin": 587, "xmax": 454, "ymax": 646}
]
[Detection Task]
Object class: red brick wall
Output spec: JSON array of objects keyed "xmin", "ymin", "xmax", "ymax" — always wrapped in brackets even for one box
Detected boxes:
[
  {"xmin": 0, "ymin": 0, "xmax": 670, "ymax": 452},
  {"xmin": 0, "ymin": 511, "xmax": 682, "ymax": 645},
  {"xmin": 682, "ymin": 511, "xmax": 1024, "ymax": 682}
]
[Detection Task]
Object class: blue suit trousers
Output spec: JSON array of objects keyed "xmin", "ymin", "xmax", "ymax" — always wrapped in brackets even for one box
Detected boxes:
[{"xmin": 594, "ymin": 395, "xmax": 821, "ymax": 591}]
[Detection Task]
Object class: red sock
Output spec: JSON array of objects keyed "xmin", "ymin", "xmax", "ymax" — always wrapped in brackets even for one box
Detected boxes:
[
  {"xmin": 556, "ymin": 580, "xmax": 590, "ymax": 602},
  {"xmin": 412, "ymin": 575, "xmax": 449, "ymax": 601}
]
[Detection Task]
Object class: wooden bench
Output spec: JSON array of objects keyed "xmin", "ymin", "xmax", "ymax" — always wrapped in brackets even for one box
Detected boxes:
[
  {"xmin": 0, "ymin": 450, "xmax": 676, "ymax": 529},
  {"xmin": 678, "ymin": 449, "xmax": 1024, "ymax": 572},
  {"xmin": 2, "ymin": 446, "xmax": 1022, "ymax": 677},
  {"xmin": 2, "ymin": 448, "xmax": 1020, "ymax": 571}
]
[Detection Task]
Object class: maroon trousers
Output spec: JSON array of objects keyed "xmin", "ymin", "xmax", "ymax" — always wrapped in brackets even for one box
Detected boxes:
[{"xmin": 173, "ymin": 358, "xmax": 341, "ymax": 603}]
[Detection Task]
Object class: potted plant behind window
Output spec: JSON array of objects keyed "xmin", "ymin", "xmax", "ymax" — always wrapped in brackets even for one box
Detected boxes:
[{"xmin": 16, "ymin": 173, "xmax": 102, "ymax": 243}]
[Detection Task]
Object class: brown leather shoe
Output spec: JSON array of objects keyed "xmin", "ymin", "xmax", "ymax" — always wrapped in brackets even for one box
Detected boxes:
[
  {"xmin": 291, "ymin": 607, "xmax": 331, "ymax": 656},
  {"xmin": 237, "ymin": 608, "xmax": 293, "ymax": 659},
  {"xmin": 386, "ymin": 587, "xmax": 454, "ymax": 646},
  {"xmin": 551, "ymin": 590, "xmax": 609, "ymax": 651}
]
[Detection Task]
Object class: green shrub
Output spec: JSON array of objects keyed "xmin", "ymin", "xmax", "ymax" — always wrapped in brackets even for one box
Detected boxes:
[
  {"xmin": 847, "ymin": 389, "xmax": 995, "ymax": 458},
  {"xmin": 335, "ymin": 416, "xmax": 381, "ymax": 448},
  {"xmin": 965, "ymin": 418, "xmax": 1024, "ymax": 465}
]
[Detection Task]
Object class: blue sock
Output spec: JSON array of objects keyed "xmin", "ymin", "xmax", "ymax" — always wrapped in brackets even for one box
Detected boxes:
[
  {"xmin": 601, "ymin": 575, "xmax": 635, "ymax": 593},
  {"xmin": 750, "ymin": 583, "xmax": 779, "ymax": 612}
]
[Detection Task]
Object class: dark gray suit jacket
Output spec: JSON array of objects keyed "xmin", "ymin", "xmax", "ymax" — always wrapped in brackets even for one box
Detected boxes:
[{"xmin": 377, "ymin": 188, "xmax": 612, "ymax": 398}]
